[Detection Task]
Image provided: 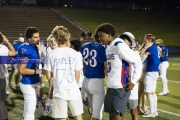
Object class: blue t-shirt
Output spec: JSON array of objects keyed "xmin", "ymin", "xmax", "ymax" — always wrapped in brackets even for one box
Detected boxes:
[
  {"xmin": 18, "ymin": 42, "xmax": 40, "ymax": 84},
  {"xmin": 146, "ymin": 44, "xmax": 160, "ymax": 72},
  {"xmin": 160, "ymin": 45, "xmax": 168, "ymax": 62},
  {"xmin": 80, "ymin": 42, "xmax": 106, "ymax": 78}
]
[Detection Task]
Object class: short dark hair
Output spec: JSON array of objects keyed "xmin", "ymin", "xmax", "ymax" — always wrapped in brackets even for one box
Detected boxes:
[
  {"xmin": 25, "ymin": 27, "xmax": 39, "ymax": 40},
  {"xmin": 70, "ymin": 39, "xmax": 81, "ymax": 51},
  {"xmin": 96, "ymin": 23, "xmax": 115, "ymax": 36},
  {"xmin": 94, "ymin": 30, "xmax": 101, "ymax": 43},
  {"xmin": 120, "ymin": 35, "xmax": 132, "ymax": 46}
]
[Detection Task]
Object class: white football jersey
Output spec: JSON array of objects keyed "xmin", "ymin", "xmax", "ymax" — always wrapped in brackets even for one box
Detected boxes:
[
  {"xmin": 106, "ymin": 38, "xmax": 142, "ymax": 89},
  {"xmin": 44, "ymin": 47, "xmax": 83, "ymax": 100},
  {"xmin": 0, "ymin": 44, "xmax": 8, "ymax": 79}
]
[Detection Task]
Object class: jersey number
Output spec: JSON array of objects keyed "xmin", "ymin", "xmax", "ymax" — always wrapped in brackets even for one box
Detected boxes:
[
  {"xmin": 56, "ymin": 68, "xmax": 74, "ymax": 84},
  {"xmin": 83, "ymin": 48, "xmax": 97, "ymax": 67}
]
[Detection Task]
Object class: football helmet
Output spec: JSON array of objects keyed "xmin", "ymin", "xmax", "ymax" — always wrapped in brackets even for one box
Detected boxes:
[{"xmin": 36, "ymin": 98, "xmax": 52, "ymax": 116}]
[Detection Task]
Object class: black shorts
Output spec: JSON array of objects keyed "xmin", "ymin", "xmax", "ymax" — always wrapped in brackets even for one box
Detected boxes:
[{"xmin": 104, "ymin": 88, "xmax": 130, "ymax": 116}]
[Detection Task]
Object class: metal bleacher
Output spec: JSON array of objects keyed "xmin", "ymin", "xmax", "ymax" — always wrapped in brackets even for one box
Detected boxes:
[{"xmin": 0, "ymin": 6, "xmax": 82, "ymax": 44}]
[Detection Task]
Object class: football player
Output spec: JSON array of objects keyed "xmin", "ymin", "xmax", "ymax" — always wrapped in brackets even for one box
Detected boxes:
[
  {"xmin": 140, "ymin": 34, "xmax": 160, "ymax": 118},
  {"xmin": 80, "ymin": 31, "xmax": 107, "ymax": 120},
  {"xmin": 155, "ymin": 39, "xmax": 169, "ymax": 96},
  {"xmin": 96, "ymin": 23, "xmax": 142, "ymax": 120}
]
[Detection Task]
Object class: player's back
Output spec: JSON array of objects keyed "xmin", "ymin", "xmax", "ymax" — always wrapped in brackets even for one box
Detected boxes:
[
  {"xmin": 13, "ymin": 41, "xmax": 23, "ymax": 52},
  {"xmin": 160, "ymin": 45, "xmax": 168, "ymax": 62},
  {"xmin": 80, "ymin": 42, "xmax": 106, "ymax": 78},
  {"xmin": 146, "ymin": 44, "xmax": 160, "ymax": 72}
]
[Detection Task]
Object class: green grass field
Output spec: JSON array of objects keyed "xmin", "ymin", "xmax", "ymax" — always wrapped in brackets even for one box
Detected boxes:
[
  {"xmin": 5, "ymin": 57, "xmax": 180, "ymax": 120},
  {"xmin": 58, "ymin": 8, "xmax": 180, "ymax": 46}
]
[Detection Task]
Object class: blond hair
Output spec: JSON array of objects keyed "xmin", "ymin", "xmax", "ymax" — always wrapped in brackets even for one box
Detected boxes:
[
  {"xmin": 144, "ymin": 34, "xmax": 155, "ymax": 42},
  {"xmin": 51, "ymin": 26, "xmax": 71, "ymax": 44},
  {"xmin": 47, "ymin": 34, "xmax": 54, "ymax": 42},
  {"xmin": 155, "ymin": 39, "xmax": 163, "ymax": 45}
]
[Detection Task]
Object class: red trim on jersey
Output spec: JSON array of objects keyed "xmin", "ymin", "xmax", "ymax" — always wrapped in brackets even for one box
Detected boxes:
[
  {"xmin": 121, "ymin": 63, "xmax": 130, "ymax": 88},
  {"xmin": 121, "ymin": 64, "xmax": 125, "ymax": 87}
]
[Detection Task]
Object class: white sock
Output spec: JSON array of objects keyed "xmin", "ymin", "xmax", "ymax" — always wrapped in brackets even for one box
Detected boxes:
[
  {"xmin": 148, "ymin": 94, "xmax": 155, "ymax": 114},
  {"xmin": 153, "ymin": 94, "xmax": 158, "ymax": 113}
]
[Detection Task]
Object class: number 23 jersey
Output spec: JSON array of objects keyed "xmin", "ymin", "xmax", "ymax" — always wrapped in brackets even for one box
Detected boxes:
[{"xmin": 80, "ymin": 42, "xmax": 106, "ymax": 78}]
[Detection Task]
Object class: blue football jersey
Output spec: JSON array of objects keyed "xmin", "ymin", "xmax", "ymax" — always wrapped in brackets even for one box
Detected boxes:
[
  {"xmin": 160, "ymin": 45, "xmax": 168, "ymax": 62},
  {"xmin": 80, "ymin": 42, "xmax": 106, "ymax": 78},
  {"xmin": 13, "ymin": 41, "xmax": 23, "ymax": 57},
  {"xmin": 146, "ymin": 44, "xmax": 160, "ymax": 72},
  {"xmin": 18, "ymin": 42, "xmax": 40, "ymax": 84},
  {"xmin": 13, "ymin": 41, "xmax": 23, "ymax": 52}
]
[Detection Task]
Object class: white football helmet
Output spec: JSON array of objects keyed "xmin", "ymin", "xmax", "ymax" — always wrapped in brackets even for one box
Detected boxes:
[{"xmin": 36, "ymin": 98, "xmax": 52, "ymax": 116}]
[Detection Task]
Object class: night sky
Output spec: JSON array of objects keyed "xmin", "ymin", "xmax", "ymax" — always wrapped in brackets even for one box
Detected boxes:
[{"xmin": 93, "ymin": 0, "xmax": 180, "ymax": 6}]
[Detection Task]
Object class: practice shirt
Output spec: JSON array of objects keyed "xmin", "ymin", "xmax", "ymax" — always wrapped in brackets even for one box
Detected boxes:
[
  {"xmin": 46, "ymin": 46, "xmax": 52, "ymax": 55},
  {"xmin": 80, "ymin": 42, "xmax": 106, "ymax": 78},
  {"xmin": 18, "ymin": 42, "xmax": 40, "ymax": 84},
  {"xmin": 0, "ymin": 44, "xmax": 8, "ymax": 79},
  {"xmin": 160, "ymin": 45, "xmax": 168, "ymax": 62},
  {"xmin": 145, "ymin": 44, "xmax": 160, "ymax": 72},
  {"xmin": 43, "ymin": 47, "xmax": 83, "ymax": 100},
  {"xmin": 77, "ymin": 51, "xmax": 84, "ymax": 88},
  {"xmin": 106, "ymin": 38, "xmax": 142, "ymax": 89}
]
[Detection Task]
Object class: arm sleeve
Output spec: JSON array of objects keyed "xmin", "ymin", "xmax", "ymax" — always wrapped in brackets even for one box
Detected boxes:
[
  {"xmin": 18, "ymin": 46, "xmax": 31, "ymax": 58},
  {"xmin": 117, "ymin": 44, "xmax": 142, "ymax": 84},
  {"xmin": 75, "ymin": 52, "xmax": 83, "ymax": 71},
  {"xmin": 18, "ymin": 46, "xmax": 32, "ymax": 64}
]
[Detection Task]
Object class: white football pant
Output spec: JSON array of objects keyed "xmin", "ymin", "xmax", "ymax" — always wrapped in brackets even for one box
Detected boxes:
[
  {"xmin": 20, "ymin": 83, "xmax": 38, "ymax": 120},
  {"xmin": 159, "ymin": 61, "xmax": 169, "ymax": 92}
]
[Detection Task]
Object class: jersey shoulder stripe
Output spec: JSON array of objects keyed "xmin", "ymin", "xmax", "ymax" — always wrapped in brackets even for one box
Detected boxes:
[
  {"xmin": 81, "ymin": 42, "xmax": 92, "ymax": 47},
  {"xmin": 114, "ymin": 41, "xmax": 123, "ymax": 46}
]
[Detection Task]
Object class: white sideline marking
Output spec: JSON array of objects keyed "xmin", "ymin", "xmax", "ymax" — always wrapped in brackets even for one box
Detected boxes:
[
  {"xmin": 172, "ymin": 63, "xmax": 180, "ymax": 66},
  {"xmin": 157, "ymin": 79, "xmax": 180, "ymax": 83},
  {"xmin": 146, "ymin": 106, "xmax": 180, "ymax": 117},
  {"xmin": 169, "ymin": 58, "xmax": 180, "ymax": 60},
  {"xmin": 168, "ymin": 80, "xmax": 180, "ymax": 83},
  {"xmin": 157, "ymin": 109, "xmax": 180, "ymax": 117},
  {"xmin": 168, "ymin": 68, "xmax": 180, "ymax": 70}
]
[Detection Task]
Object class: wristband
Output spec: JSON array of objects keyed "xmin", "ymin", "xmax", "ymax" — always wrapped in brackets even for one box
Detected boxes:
[
  {"xmin": 39, "ymin": 83, "xmax": 44, "ymax": 88},
  {"xmin": 35, "ymin": 69, "xmax": 42, "ymax": 74}
]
